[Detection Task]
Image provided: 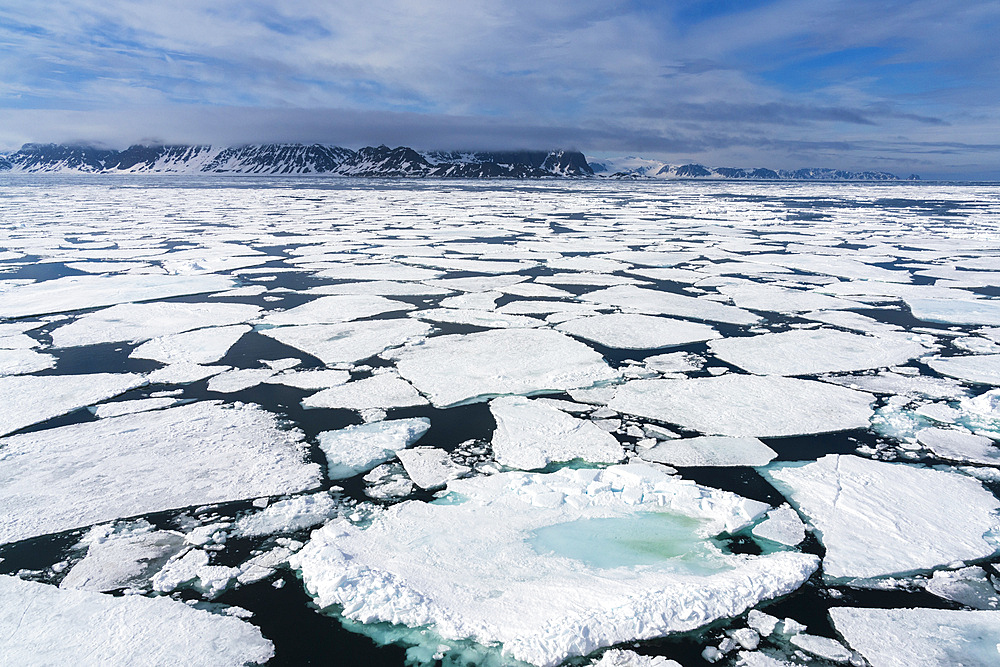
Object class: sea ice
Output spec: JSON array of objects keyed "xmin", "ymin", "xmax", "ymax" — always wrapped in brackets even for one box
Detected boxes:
[
  {"xmin": 60, "ymin": 521, "xmax": 185, "ymax": 592},
  {"xmin": 610, "ymin": 376, "xmax": 874, "ymax": 438},
  {"xmin": 317, "ymin": 417, "xmax": 431, "ymax": 479},
  {"xmin": 643, "ymin": 352, "xmax": 704, "ymax": 373},
  {"xmin": 589, "ymin": 649, "xmax": 679, "ymax": 667},
  {"xmin": 0, "ymin": 372, "xmax": 147, "ymax": 437},
  {"xmin": 916, "ymin": 427, "xmax": 1000, "ymax": 464},
  {"xmin": 489, "ymin": 396, "xmax": 625, "ymax": 470},
  {"xmin": 788, "ymin": 634, "xmax": 852, "ymax": 663},
  {"xmin": 751, "ymin": 505, "xmax": 806, "ymax": 547},
  {"xmin": 0, "ymin": 575, "xmax": 274, "ymax": 665},
  {"xmin": 717, "ymin": 283, "xmax": 859, "ymax": 314},
  {"xmin": 317, "ymin": 262, "xmax": 444, "ymax": 282},
  {"xmin": 708, "ymin": 329, "xmax": 928, "ymax": 376},
  {"xmin": 638, "ymin": 436, "xmax": 777, "ymax": 467},
  {"xmin": 0, "ymin": 347, "xmax": 56, "ymax": 375},
  {"xmin": 92, "ymin": 397, "xmax": 180, "ymax": 419},
  {"xmin": 906, "ymin": 297, "xmax": 1000, "ymax": 326},
  {"xmin": 820, "ymin": 370, "xmax": 966, "ymax": 400},
  {"xmin": 130, "ymin": 324, "xmax": 250, "ymax": 365},
  {"xmin": 50, "ymin": 302, "xmax": 260, "ymax": 347},
  {"xmin": 395, "ymin": 447, "xmax": 471, "ymax": 490},
  {"xmin": 439, "ymin": 290, "xmax": 502, "ymax": 310},
  {"xmin": 293, "ymin": 463, "xmax": 817, "ymax": 667},
  {"xmin": 580, "ymin": 285, "xmax": 761, "ymax": 325},
  {"xmin": 411, "ymin": 308, "xmax": 542, "ymax": 328},
  {"xmin": 260, "ymin": 294, "xmax": 414, "ymax": 326},
  {"xmin": 147, "ymin": 363, "xmax": 228, "ymax": 385},
  {"xmin": 303, "ymin": 373, "xmax": 428, "ymax": 410},
  {"xmin": 925, "ymin": 566, "xmax": 1000, "ymax": 610},
  {"xmin": 829, "ymin": 606, "xmax": 1000, "ymax": 667},
  {"xmin": 763, "ymin": 455, "xmax": 1000, "ymax": 580},
  {"xmin": 309, "ymin": 280, "xmax": 452, "ymax": 296},
  {"xmin": 264, "ymin": 369, "xmax": 352, "ymax": 390},
  {"xmin": 556, "ymin": 314, "xmax": 719, "ymax": 350},
  {"xmin": 0, "ymin": 401, "xmax": 321, "ymax": 544},
  {"xmin": 233, "ymin": 492, "xmax": 340, "ymax": 538},
  {"xmin": 927, "ymin": 354, "xmax": 1000, "ymax": 385},
  {"xmin": 207, "ymin": 368, "xmax": 278, "ymax": 393},
  {"xmin": 259, "ymin": 319, "xmax": 431, "ymax": 365},
  {"xmin": 0, "ymin": 273, "xmax": 236, "ymax": 318},
  {"xmin": 390, "ymin": 328, "xmax": 619, "ymax": 407}
]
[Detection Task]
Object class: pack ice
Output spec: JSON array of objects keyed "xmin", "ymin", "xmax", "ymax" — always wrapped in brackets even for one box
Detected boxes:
[
  {"xmin": 0, "ymin": 575, "xmax": 274, "ymax": 666},
  {"xmin": 763, "ymin": 455, "xmax": 1000, "ymax": 580},
  {"xmin": 0, "ymin": 401, "xmax": 322, "ymax": 544},
  {"xmin": 293, "ymin": 463, "xmax": 818, "ymax": 667},
  {"xmin": 556, "ymin": 314, "xmax": 719, "ymax": 350}
]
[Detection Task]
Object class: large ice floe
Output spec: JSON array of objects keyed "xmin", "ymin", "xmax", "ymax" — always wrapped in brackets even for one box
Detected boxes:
[
  {"xmin": 259, "ymin": 319, "xmax": 432, "ymax": 365},
  {"xmin": 638, "ymin": 436, "xmax": 777, "ymax": 467},
  {"xmin": 130, "ymin": 324, "xmax": 250, "ymax": 365},
  {"xmin": 0, "ymin": 401, "xmax": 321, "ymax": 544},
  {"xmin": 707, "ymin": 329, "xmax": 929, "ymax": 376},
  {"xmin": 762, "ymin": 455, "xmax": 1000, "ymax": 580},
  {"xmin": 259, "ymin": 294, "xmax": 415, "ymax": 325},
  {"xmin": 0, "ymin": 575, "xmax": 274, "ymax": 666},
  {"xmin": 580, "ymin": 285, "xmax": 761, "ymax": 325},
  {"xmin": 390, "ymin": 328, "xmax": 619, "ymax": 407},
  {"xmin": 610, "ymin": 375, "xmax": 874, "ymax": 438},
  {"xmin": 829, "ymin": 607, "xmax": 1000, "ymax": 667},
  {"xmin": 556, "ymin": 314, "xmax": 719, "ymax": 350},
  {"xmin": 926, "ymin": 353, "xmax": 1000, "ymax": 385},
  {"xmin": 293, "ymin": 463, "xmax": 818, "ymax": 667}
]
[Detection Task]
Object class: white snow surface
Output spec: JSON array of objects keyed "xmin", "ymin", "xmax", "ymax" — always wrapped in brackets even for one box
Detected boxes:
[
  {"xmin": 317, "ymin": 417, "xmax": 432, "ymax": 479},
  {"xmin": 763, "ymin": 455, "xmax": 1000, "ymax": 580},
  {"xmin": 751, "ymin": 505, "xmax": 806, "ymax": 546},
  {"xmin": 589, "ymin": 649, "xmax": 680, "ymax": 667},
  {"xmin": 92, "ymin": 397, "xmax": 180, "ymax": 418},
  {"xmin": 0, "ymin": 401, "xmax": 321, "ymax": 544},
  {"xmin": 829, "ymin": 606, "xmax": 1000, "ymax": 667},
  {"xmin": 411, "ymin": 308, "xmax": 543, "ymax": 328},
  {"xmin": 390, "ymin": 328, "xmax": 619, "ymax": 407},
  {"xmin": 927, "ymin": 354, "xmax": 1000, "ymax": 385},
  {"xmin": 490, "ymin": 395, "xmax": 625, "ymax": 470},
  {"xmin": 0, "ymin": 347, "xmax": 56, "ymax": 375},
  {"xmin": 638, "ymin": 436, "xmax": 777, "ymax": 467},
  {"xmin": 60, "ymin": 521, "xmax": 185, "ymax": 591},
  {"xmin": 610, "ymin": 376, "xmax": 874, "ymax": 438},
  {"xmin": 580, "ymin": 285, "xmax": 761, "ymax": 325},
  {"xmin": 259, "ymin": 319, "xmax": 431, "ymax": 365},
  {"xmin": 302, "ymin": 373, "xmax": 428, "ymax": 410},
  {"xmin": 0, "ymin": 575, "xmax": 274, "ymax": 666},
  {"xmin": 293, "ymin": 463, "xmax": 817, "ymax": 667},
  {"xmin": 130, "ymin": 324, "xmax": 250, "ymax": 365},
  {"xmin": 906, "ymin": 297, "xmax": 1000, "ymax": 326},
  {"xmin": 233, "ymin": 492, "xmax": 340, "ymax": 538},
  {"xmin": 556, "ymin": 314, "xmax": 719, "ymax": 350},
  {"xmin": 917, "ymin": 427, "xmax": 1000, "ymax": 464}
]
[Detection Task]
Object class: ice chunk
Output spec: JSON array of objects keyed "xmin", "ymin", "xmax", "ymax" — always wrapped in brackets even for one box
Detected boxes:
[
  {"xmin": 708, "ymin": 329, "xmax": 929, "ymax": 376},
  {"xmin": 259, "ymin": 319, "xmax": 431, "ymax": 365},
  {"xmin": 0, "ymin": 347, "xmax": 56, "ymax": 375},
  {"xmin": 92, "ymin": 397, "xmax": 180, "ymax": 418},
  {"xmin": 396, "ymin": 447, "xmax": 470, "ymax": 490},
  {"xmin": 51, "ymin": 302, "xmax": 260, "ymax": 347},
  {"xmin": 610, "ymin": 376, "xmax": 874, "ymax": 438},
  {"xmin": 490, "ymin": 396, "xmax": 625, "ymax": 470},
  {"xmin": 303, "ymin": 373, "xmax": 428, "ymax": 410},
  {"xmin": 207, "ymin": 368, "xmax": 277, "ymax": 393},
  {"xmin": 411, "ymin": 308, "xmax": 542, "ymax": 328},
  {"xmin": 763, "ymin": 455, "xmax": 1000, "ymax": 580},
  {"xmin": 316, "ymin": 262, "xmax": 444, "ymax": 282},
  {"xmin": 317, "ymin": 418, "xmax": 431, "ymax": 479},
  {"xmin": 0, "ymin": 273, "xmax": 236, "ymax": 318},
  {"xmin": 60, "ymin": 521, "xmax": 185, "ymax": 592},
  {"xmin": 391, "ymin": 329, "xmax": 619, "ymax": 407},
  {"xmin": 233, "ymin": 492, "xmax": 339, "ymax": 538},
  {"xmin": 589, "ymin": 649, "xmax": 680, "ymax": 666},
  {"xmin": 820, "ymin": 370, "xmax": 966, "ymax": 400},
  {"xmin": 264, "ymin": 369, "xmax": 351, "ymax": 390},
  {"xmin": 147, "ymin": 363, "xmax": 228, "ymax": 384},
  {"xmin": 130, "ymin": 324, "xmax": 250, "ymax": 365},
  {"xmin": 788, "ymin": 634, "xmax": 852, "ymax": 662},
  {"xmin": 927, "ymin": 354, "xmax": 1000, "ymax": 385},
  {"xmin": 829, "ymin": 606, "xmax": 1000, "ymax": 667},
  {"xmin": 643, "ymin": 352, "xmax": 703, "ymax": 374},
  {"xmin": 580, "ymin": 285, "xmax": 761, "ymax": 325},
  {"xmin": 260, "ymin": 294, "xmax": 414, "ymax": 326},
  {"xmin": 0, "ymin": 401, "xmax": 321, "ymax": 544},
  {"xmin": 293, "ymin": 464, "xmax": 817, "ymax": 667},
  {"xmin": 917, "ymin": 427, "xmax": 1000, "ymax": 464},
  {"xmin": 439, "ymin": 290, "xmax": 502, "ymax": 310},
  {"xmin": 746, "ymin": 610, "xmax": 780, "ymax": 637},
  {"xmin": 0, "ymin": 372, "xmax": 147, "ymax": 437},
  {"xmin": 638, "ymin": 436, "xmax": 777, "ymax": 467},
  {"xmin": 718, "ymin": 283, "xmax": 859, "ymax": 313},
  {"xmin": 801, "ymin": 309, "xmax": 903, "ymax": 334},
  {"xmin": 556, "ymin": 314, "xmax": 719, "ymax": 350},
  {"xmin": 751, "ymin": 505, "xmax": 806, "ymax": 546},
  {"xmin": 906, "ymin": 297, "xmax": 1000, "ymax": 326},
  {"xmin": 309, "ymin": 280, "xmax": 453, "ymax": 296},
  {"xmin": 0, "ymin": 575, "xmax": 273, "ymax": 665},
  {"xmin": 925, "ymin": 567, "xmax": 1000, "ymax": 610}
]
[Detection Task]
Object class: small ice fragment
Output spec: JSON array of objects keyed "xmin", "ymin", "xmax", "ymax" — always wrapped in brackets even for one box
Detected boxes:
[
  {"xmin": 747, "ymin": 610, "xmax": 780, "ymax": 637},
  {"xmin": 589, "ymin": 649, "xmax": 680, "ymax": 666},
  {"xmin": 396, "ymin": 447, "xmax": 470, "ymax": 490},
  {"xmin": 925, "ymin": 567, "xmax": 1000, "ymax": 609},
  {"xmin": 207, "ymin": 368, "xmax": 277, "ymax": 393},
  {"xmin": 751, "ymin": 505, "xmax": 806, "ymax": 547},
  {"xmin": 788, "ymin": 634, "xmax": 852, "ymax": 663},
  {"xmin": 233, "ymin": 493, "xmax": 339, "ymax": 538},
  {"xmin": 303, "ymin": 373, "xmax": 427, "ymax": 410},
  {"xmin": 130, "ymin": 324, "xmax": 250, "ymax": 365},
  {"xmin": 92, "ymin": 397, "xmax": 180, "ymax": 419},
  {"xmin": 317, "ymin": 418, "xmax": 431, "ymax": 479}
]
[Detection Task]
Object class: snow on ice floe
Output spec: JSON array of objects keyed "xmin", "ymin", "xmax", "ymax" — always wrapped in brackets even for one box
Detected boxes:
[
  {"xmin": 232, "ymin": 492, "xmax": 340, "ymax": 538},
  {"xmin": 308, "ymin": 280, "xmax": 452, "ymax": 296},
  {"xmin": 260, "ymin": 294, "xmax": 415, "ymax": 326},
  {"xmin": 259, "ymin": 319, "xmax": 432, "ymax": 365},
  {"xmin": 751, "ymin": 505, "xmax": 806, "ymax": 547},
  {"xmin": 580, "ymin": 285, "xmax": 761, "ymax": 325},
  {"xmin": 207, "ymin": 368, "xmax": 278, "ymax": 393},
  {"xmin": 829, "ymin": 607, "xmax": 1000, "ymax": 667},
  {"xmin": 0, "ymin": 274, "xmax": 236, "ymax": 318},
  {"xmin": 147, "ymin": 363, "xmax": 228, "ymax": 385},
  {"xmin": 411, "ymin": 308, "xmax": 543, "ymax": 329},
  {"xmin": 91, "ymin": 397, "xmax": 181, "ymax": 419},
  {"xmin": 316, "ymin": 417, "xmax": 431, "ymax": 479},
  {"xmin": 0, "ymin": 401, "xmax": 321, "ymax": 545},
  {"xmin": 0, "ymin": 347, "xmax": 56, "ymax": 375},
  {"xmin": 0, "ymin": 575, "xmax": 274, "ymax": 666},
  {"xmin": 302, "ymin": 373, "xmax": 428, "ymax": 410},
  {"xmin": 489, "ymin": 396, "xmax": 624, "ymax": 470},
  {"xmin": 924, "ymin": 566, "xmax": 1000, "ymax": 609},
  {"xmin": 762, "ymin": 455, "xmax": 1000, "ymax": 580},
  {"xmin": 390, "ymin": 329, "xmax": 619, "ymax": 408},
  {"xmin": 707, "ymin": 329, "xmax": 930, "ymax": 376},
  {"xmin": 60, "ymin": 520, "xmax": 185, "ymax": 591},
  {"xmin": 716, "ymin": 283, "xmax": 859, "ymax": 314},
  {"xmin": 51, "ymin": 301, "xmax": 260, "ymax": 348},
  {"xmin": 905, "ymin": 297, "xmax": 1000, "ymax": 326},
  {"xmin": 638, "ymin": 436, "xmax": 777, "ymax": 468},
  {"xmin": 396, "ymin": 447, "xmax": 470, "ymax": 490},
  {"xmin": 317, "ymin": 262, "xmax": 444, "ymax": 282},
  {"xmin": 0, "ymin": 372, "xmax": 147, "ymax": 437},
  {"xmin": 556, "ymin": 314, "xmax": 719, "ymax": 350},
  {"xmin": 927, "ymin": 354, "xmax": 1000, "ymax": 385},
  {"xmin": 130, "ymin": 324, "xmax": 250, "ymax": 365},
  {"xmin": 264, "ymin": 368, "xmax": 351, "ymax": 390},
  {"xmin": 292, "ymin": 463, "xmax": 818, "ymax": 667},
  {"xmin": 819, "ymin": 370, "xmax": 967, "ymax": 400},
  {"xmin": 610, "ymin": 376, "xmax": 874, "ymax": 438},
  {"xmin": 916, "ymin": 427, "xmax": 1000, "ymax": 465}
]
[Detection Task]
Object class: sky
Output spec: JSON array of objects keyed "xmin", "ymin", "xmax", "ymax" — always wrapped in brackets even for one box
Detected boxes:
[{"xmin": 0, "ymin": 0, "xmax": 998, "ymax": 178}]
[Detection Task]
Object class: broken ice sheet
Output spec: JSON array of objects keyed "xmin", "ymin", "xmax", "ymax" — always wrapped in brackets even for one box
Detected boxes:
[
  {"xmin": 906, "ymin": 297, "xmax": 1000, "ymax": 326},
  {"xmin": 638, "ymin": 436, "xmax": 777, "ymax": 468},
  {"xmin": 259, "ymin": 294, "xmax": 415, "ymax": 326},
  {"xmin": 60, "ymin": 520, "xmax": 185, "ymax": 592},
  {"xmin": 924, "ymin": 566, "xmax": 1000, "ymax": 610},
  {"xmin": 302, "ymin": 373, "xmax": 428, "ymax": 410},
  {"xmin": 232, "ymin": 492, "xmax": 340, "ymax": 538},
  {"xmin": 916, "ymin": 427, "xmax": 1000, "ymax": 465},
  {"xmin": 390, "ymin": 328, "xmax": 619, "ymax": 408},
  {"xmin": 0, "ymin": 347, "xmax": 56, "ymax": 375},
  {"xmin": 130, "ymin": 324, "xmax": 250, "ymax": 365},
  {"xmin": 410, "ymin": 308, "xmax": 543, "ymax": 328},
  {"xmin": 258, "ymin": 319, "xmax": 432, "ymax": 365},
  {"xmin": 0, "ymin": 575, "xmax": 274, "ymax": 666},
  {"xmin": 762, "ymin": 454, "xmax": 1000, "ymax": 580},
  {"xmin": 610, "ymin": 375, "xmax": 874, "ymax": 438},
  {"xmin": 317, "ymin": 417, "xmax": 431, "ymax": 479},
  {"xmin": 580, "ymin": 285, "xmax": 761, "ymax": 325},
  {"xmin": 292, "ymin": 463, "xmax": 817, "ymax": 667},
  {"xmin": 396, "ymin": 447, "xmax": 470, "ymax": 490},
  {"xmin": 556, "ymin": 314, "xmax": 719, "ymax": 350},
  {"xmin": 91, "ymin": 397, "xmax": 181, "ymax": 419},
  {"xmin": 0, "ymin": 401, "xmax": 321, "ymax": 545},
  {"xmin": 927, "ymin": 354, "xmax": 1000, "ymax": 385},
  {"xmin": 490, "ymin": 395, "xmax": 624, "ymax": 470}
]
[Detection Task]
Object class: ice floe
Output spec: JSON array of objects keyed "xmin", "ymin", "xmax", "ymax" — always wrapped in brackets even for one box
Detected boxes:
[
  {"xmin": 0, "ymin": 575, "xmax": 274, "ymax": 665},
  {"xmin": 0, "ymin": 347, "xmax": 56, "ymax": 375},
  {"xmin": 302, "ymin": 373, "xmax": 428, "ymax": 410},
  {"xmin": 260, "ymin": 294, "xmax": 415, "ymax": 326},
  {"xmin": 750, "ymin": 505, "xmax": 806, "ymax": 547},
  {"xmin": 391, "ymin": 328, "xmax": 619, "ymax": 407},
  {"xmin": 259, "ymin": 319, "xmax": 432, "ymax": 365},
  {"xmin": 207, "ymin": 368, "xmax": 278, "ymax": 393},
  {"xmin": 489, "ymin": 396, "xmax": 625, "ymax": 470},
  {"xmin": 317, "ymin": 418, "xmax": 431, "ymax": 479},
  {"xmin": 411, "ymin": 308, "xmax": 542, "ymax": 328},
  {"xmin": 556, "ymin": 314, "xmax": 719, "ymax": 350},
  {"xmin": 924, "ymin": 566, "xmax": 1000, "ymax": 610},
  {"xmin": 396, "ymin": 447, "xmax": 471, "ymax": 490},
  {"xmin": 907, "ymin": 297, "xmax": 1000, "ymax": 325},
  {"xmin": 60, "ymin": 520, "xmax": 185, "ymax": 591},
  {"xmin": 589, "ymin": 649, "xmax": 679, "ymax": 667},
  {"xmin": 91, "ymin": 397, "xmax": 181, "ymax": 418},
  {"xmin": 717, "ymin": 283, "xmax": 859, "ymax": 314},
  {"xmin": 927, "ymin": 354, "xmax": 1000, "ymax": 385},
  {"xmin": 293, "ymin": 463, "xmax": 817, "ymax": 667},
  {"xmin": 611, "ymin": 376, "xmax": 874, "ymax": 438},
  {"xmin": 233, "ymin": 492, "xmax": 340, "ymax": 538},
  {"xmin": 763, "ymin": 455, "xmax": 1000, "ymax": 580},
  {"xmin": 638, "ymin": 436, "xmax": 777, "ymax": 467},
  {"xmin": 580, "ymin": 285, "xmax": 761, "ymax": 325},
  {"xmin": 0, "ymin": 401, "xmax": 321, "ymax": 544},
  {"xmin": 263, "ymin": 368, "xmax": 351, "ymax": 390},
  {"xmin": 130, "ymin": 324, "xmax": 250, "ymax": 365}
]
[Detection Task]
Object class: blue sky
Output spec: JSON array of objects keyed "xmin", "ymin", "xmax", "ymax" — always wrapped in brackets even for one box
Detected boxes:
[{"xmin": 0, "ymin": 0, "xmax": 997, "ymax": 177}]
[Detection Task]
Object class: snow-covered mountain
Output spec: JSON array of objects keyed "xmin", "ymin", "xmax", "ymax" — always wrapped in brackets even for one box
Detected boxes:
[
  {"xmin": 0, "ymin": 143, "xmax": 594, "ymax": 177},
  {"xmin": 589, "ymin": 156, "xmax": 907, "ymax": 180}
]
